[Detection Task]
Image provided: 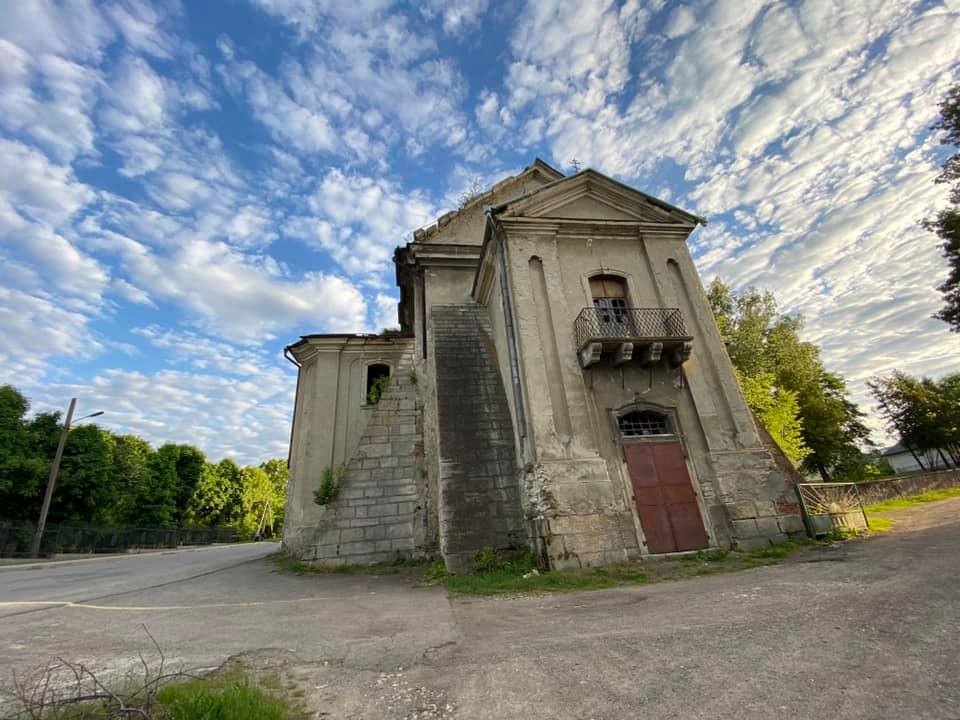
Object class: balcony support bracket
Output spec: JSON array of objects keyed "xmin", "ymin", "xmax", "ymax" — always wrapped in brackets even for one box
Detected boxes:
[
  {"xmin": 613, "ymin": 342, "xmax": 634, "ymax": 366},
  {"xmin": 639, "ymin": 341, "xmax": 663, "ymax": 366},
  {"xmin": 579, "ymin": 342, "xmax": 602, "ymax": 369},
  {"xmin": 668, "ymin": 341, "xmax": 693, "ymax": 368}
]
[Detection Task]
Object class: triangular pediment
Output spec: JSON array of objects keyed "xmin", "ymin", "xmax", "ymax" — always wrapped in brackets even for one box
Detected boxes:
[{"xmin": 498, "ymin": 169, "xmax": 702, "ymax": 227}]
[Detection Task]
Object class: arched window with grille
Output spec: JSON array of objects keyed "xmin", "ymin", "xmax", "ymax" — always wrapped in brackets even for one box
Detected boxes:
[{"xmin": 618, "ymin": 409, "xmax": 671, "ymax": 437}]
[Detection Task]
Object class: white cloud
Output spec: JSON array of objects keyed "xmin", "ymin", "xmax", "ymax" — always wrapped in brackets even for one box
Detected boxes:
[
  {"xmin": 663, "ymin": 5, "xmax": 697, "ymax": 38},
  {"xmin": 19, "ymin": 365, "xmax": 296, "ymax": 465},
  {"xmin": 0, "ymin": 138, "xmax": 94, "ymax": 223},
  {"xmin": 0, "ymin": 286, "xmax": 102, "ymax": 374},
  {"xmin": 285, "ymin": 168, "xmax": 439, "ymax": 278},
  {"xmin": 422, "ymin": 0, "xmax": 489, "ymax": 35},
  {"xmin": 225, "ymin": 2, "xmax": 468, "ymax": 161},
  {"xmin": 372, "ymin": 293, "xmax": 400, "ymax": 331},
  {"xmin": 490, "ymin": 0, "xmax": 960, "ymax": 443}
]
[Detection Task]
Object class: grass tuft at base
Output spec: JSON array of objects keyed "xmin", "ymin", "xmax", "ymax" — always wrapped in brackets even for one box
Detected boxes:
[{"xmin": 156, "ymin": 671, "xmax": 295, "ymax": 720}]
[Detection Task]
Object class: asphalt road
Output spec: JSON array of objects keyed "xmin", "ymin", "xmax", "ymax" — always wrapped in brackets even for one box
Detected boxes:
[
  {"xmin": 1, "ymin": 500, "xmax": 958, "ymax": 720},
  {"xmin": 0, "ymin": 543, "xmax": 278, "ymax": 616}
]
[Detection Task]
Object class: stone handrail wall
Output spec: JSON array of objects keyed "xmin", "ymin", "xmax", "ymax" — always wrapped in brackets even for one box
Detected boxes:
[{"xmin": 855, "ymin": 469, "xmax": 960, "ymax": 506}]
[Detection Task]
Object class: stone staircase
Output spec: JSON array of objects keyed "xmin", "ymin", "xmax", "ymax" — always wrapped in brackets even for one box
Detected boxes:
[
  {"xmin": 431, "ymin": 303, "xmax": 527, "ymax": 571},
  {"xmin": 306, "ymin": 353, "xmax": 423, "ymax": 565}
]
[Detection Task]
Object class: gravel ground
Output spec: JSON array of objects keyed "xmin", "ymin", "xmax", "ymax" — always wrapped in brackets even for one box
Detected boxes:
[{"xmin": 2, "ymin": 499, "xmax": 958, "ymax": 719}]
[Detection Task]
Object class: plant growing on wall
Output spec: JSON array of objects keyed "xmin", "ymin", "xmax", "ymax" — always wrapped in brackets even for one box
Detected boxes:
[
  {"xmin": 367, "ymin": 375, "xmax": 390, "ymax": 405},
  {"xmin": 313, "ymin": 465, "xmax": 343, "ymax": 505}
]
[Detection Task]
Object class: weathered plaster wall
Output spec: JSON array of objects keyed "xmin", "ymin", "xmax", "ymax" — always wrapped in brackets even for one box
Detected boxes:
[
  {"xmin": 283, "ymin": 337, "xmax": 414, "ymax": 557},
  {"xmin": 290, "ymin": 351, "xmax": 426, "ymax": 564},
  {"xmin": 494, "ymin": 217, "xmax": 802, "ymax": 565}
]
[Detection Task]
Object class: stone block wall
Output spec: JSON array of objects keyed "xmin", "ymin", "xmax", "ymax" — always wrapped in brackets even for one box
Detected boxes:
[
  {"xmin": 708, "ymin": 446, "xmax": 806, "ymax": 551},
  {"xmin": 298, "ymin": 353, "xmax": 426, "ymax": 566},
  {"xmin": 431, "ymin": 303, "xmax": 527, "ymax": 571},
  {"xmin": 853, "ymin": 469, "xmax": 960, "ymax": 506}
]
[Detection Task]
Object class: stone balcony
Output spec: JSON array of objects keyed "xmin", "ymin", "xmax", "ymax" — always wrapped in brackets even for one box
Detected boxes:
[{"xmin": 573, "ymin": 307, "xmax": 694, "ymax": 368}]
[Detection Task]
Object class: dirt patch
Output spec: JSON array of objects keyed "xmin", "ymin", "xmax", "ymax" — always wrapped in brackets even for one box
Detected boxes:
[{"xmin": 867, "ymin": 495, "xmax": 960, "ymax": 533}]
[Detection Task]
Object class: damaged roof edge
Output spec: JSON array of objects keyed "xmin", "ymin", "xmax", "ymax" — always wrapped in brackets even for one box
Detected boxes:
[
  {"xmin": 410, "ymin": 158, "xmax": 566, "ymax": 243},
  {"xmin": 487, "ymin": 168, "xmax": 707, "ymax": 226}
]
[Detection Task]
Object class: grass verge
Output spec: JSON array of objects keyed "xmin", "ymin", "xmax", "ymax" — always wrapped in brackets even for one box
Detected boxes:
[
  {"xmin": 863, "ymin": 487, "xmax": 960, "ymax": 514},
  {"xmin": 862, "ymin": 486, "xmax": 960, "ymax": 533},
  {"xmin": 271, "ymin": 543, "xmax": 809, "ymax": 597},
  {"xmin": 270, "ymin": 552, "xmax": 444, "ymax": 578},
  {"xmin": 29, "ymin": 667, "xmax": 303, "ymax": 720},
  {"xmin": 155, "ymin": 670, "xmax": 298, "ymax": 720},
  {"xmin": 440, "ymin": 544, "xmax": 811, "ymax": 596}
]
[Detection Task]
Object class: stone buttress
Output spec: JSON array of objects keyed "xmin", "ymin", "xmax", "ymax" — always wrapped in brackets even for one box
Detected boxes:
[
  {"xmin": 302, "ymin": 353, "xmax": 427, "ymax": 565},
  {"xmin": 431, "ymin": 303, "xmax": 526, "ymax": 571}
]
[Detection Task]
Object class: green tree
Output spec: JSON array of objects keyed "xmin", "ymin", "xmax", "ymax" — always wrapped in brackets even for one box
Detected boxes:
[
  {"xmin": 239, "ymin": 466, "xmax": 280, "ymax": 537},
  {"xmin": 187, "ymin": 461, "xmax": 242, "ymax": 527},
  {"xmin": 133, "ymin": 444, "xmax": 180, "ymax": 526},
  {"xmin": 50, "ymin": 425, "xmax": 116, "ymax": 524},
  {"xmin": 215, "ymin": 458, "xmax": 245, "ymax": 524},
  {"xmin": 708, "ymin": 278, "xmax": 872, "ymax": 479},
  {"xmin": 173, "ymin": 445, "xmax": 206, "ymax": 524},
  {"xmin": 737, "ymin": 371, "xmax": 810, "ymax": 465},
  {"xmin": 259, "ymin": 458, "xmax": 288, "ymax": 531},
  {"xmin": 868, "ymin": 371, "xmax": 960, "ymax": 467},
  {"xmin": 925, "ymin": 82, "xmax": 960, "ymax": 331},
  {"xmin": 108, "ymin": 435, "xmax": 152, "ymax": 525},
  {"xmin": 0, "ymin": 386, "xmax": 48, "ymax": 521}
]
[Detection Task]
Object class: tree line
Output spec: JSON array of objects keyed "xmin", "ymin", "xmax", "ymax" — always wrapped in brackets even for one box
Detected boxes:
[
  {"xmin": 0, "ymin": 385, "xmax": 286, "ymax": 536},
  {"xmin": 707, "ymin": 279, "xmax": 876, "ymax": 481},
  {"xmin": 869, "ymin": 372, "xmax": 960, "ymax": 470}
]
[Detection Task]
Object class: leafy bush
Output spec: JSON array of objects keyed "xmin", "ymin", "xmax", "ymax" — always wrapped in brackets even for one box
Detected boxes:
[
  {"xmin": 367, "ymin": 375, "xmax": 390, "ymax": 405},
  {"xmin": 472, "ymin": 546, "xmax": 534, "ymax": 573},
  {"xmin": 312, "ymin": 465, "xmax": 343, "ymax": 506}
]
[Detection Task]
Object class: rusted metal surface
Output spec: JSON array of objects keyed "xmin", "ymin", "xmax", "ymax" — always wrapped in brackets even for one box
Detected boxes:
[
  {"xmin": 795, "ymin": 482, "xmax": 868, "ymax": 537},
  {"xmin": 573, "ymin": 306, "xmax": 691, "ymax": 350},
  {"xmin": 623, "ymin": 441, "xmax": 708, "ymax": 554}
]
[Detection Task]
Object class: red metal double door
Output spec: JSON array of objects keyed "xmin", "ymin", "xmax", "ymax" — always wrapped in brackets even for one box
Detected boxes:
[{"xmin": 623, "ymin": 441, "xmax": 708, "ymax": 554}]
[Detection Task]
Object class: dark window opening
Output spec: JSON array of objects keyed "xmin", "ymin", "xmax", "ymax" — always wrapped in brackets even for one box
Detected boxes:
[
  {"xmin": 619, "ymin": 410, "xmax": 670, "ymax": 437},
  {"xmin": 366, "ymin": 363, "xmax": 391, "ymax": 404},
  {"xmin": 590, "ymin": 275, "xmax": 632, "ymax": 328}
]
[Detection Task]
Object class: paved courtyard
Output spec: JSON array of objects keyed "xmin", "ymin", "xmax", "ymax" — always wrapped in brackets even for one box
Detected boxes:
[{"xmin": 2, "ymin": 499, "xmax": 958, "ymax": 719}]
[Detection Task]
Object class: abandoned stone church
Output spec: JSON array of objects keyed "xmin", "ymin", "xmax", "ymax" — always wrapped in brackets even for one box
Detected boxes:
[{"xmin": 282, "ymin": 160, "xmax": 805, "ymax": 571}]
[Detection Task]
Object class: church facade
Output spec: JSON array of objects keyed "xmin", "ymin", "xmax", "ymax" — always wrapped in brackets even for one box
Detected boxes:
[{"xmin": 282, "ymin": 161, "xmax": 805, "ymax": 571}]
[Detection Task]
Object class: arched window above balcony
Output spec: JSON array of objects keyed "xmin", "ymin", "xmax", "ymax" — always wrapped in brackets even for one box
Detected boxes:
[{"xmin": 589, "ymin": 274, "xmax": 629, "ymax": 326}]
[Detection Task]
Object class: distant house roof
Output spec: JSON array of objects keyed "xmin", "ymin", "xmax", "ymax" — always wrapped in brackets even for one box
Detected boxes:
[{"xmin": 881, "ymin": 443, "xmax": 908, "ymax": 457}]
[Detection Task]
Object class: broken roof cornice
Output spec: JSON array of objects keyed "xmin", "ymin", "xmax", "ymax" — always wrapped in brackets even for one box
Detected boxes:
[
  {"xmin": 410, "ymin": 158, "xmax": 566, "ymax": 243},
  {"xmin": 489, "ymin": 167, "xmax": 707, "ymax": 227}
]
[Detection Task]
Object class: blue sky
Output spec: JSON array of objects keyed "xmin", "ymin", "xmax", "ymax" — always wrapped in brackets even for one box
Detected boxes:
[{"xmin": 1, "ymin": 0, "xmax": 958, "ymax": 465}]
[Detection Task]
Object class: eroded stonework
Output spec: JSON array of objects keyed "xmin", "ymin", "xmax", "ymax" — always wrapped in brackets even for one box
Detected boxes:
[{"xmin": 283, "ymin": 160, "xmax": 804, "ymax": 570}]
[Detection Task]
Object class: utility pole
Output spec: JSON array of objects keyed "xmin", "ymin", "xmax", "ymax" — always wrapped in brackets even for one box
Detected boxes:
[{"xmin": 30, "ymin": 398, "xmax": 76, "ymax": 557}]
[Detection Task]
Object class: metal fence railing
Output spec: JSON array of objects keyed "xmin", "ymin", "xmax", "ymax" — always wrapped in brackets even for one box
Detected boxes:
[
  {"xmin": 795, "ymin": 483, "xmax": 868, "ymax": 537},
  {"xmin": 573, "ymin": 307, "xmax": 691, "ymax": 350},
  {"xmin": 0, "ymin": 521, "xmax": 239, "ymax": 558}
]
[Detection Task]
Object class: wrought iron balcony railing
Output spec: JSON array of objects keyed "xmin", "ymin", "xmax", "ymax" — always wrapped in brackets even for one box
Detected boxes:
[{"xmin": 573, "ymin": 307, "xmax": 693, "ymax": 368}]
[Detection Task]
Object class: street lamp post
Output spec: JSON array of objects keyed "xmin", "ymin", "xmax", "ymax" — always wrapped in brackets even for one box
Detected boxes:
[{"xmin": 29, "ymin": 398, "xmax": 104, "ymax": 558}]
